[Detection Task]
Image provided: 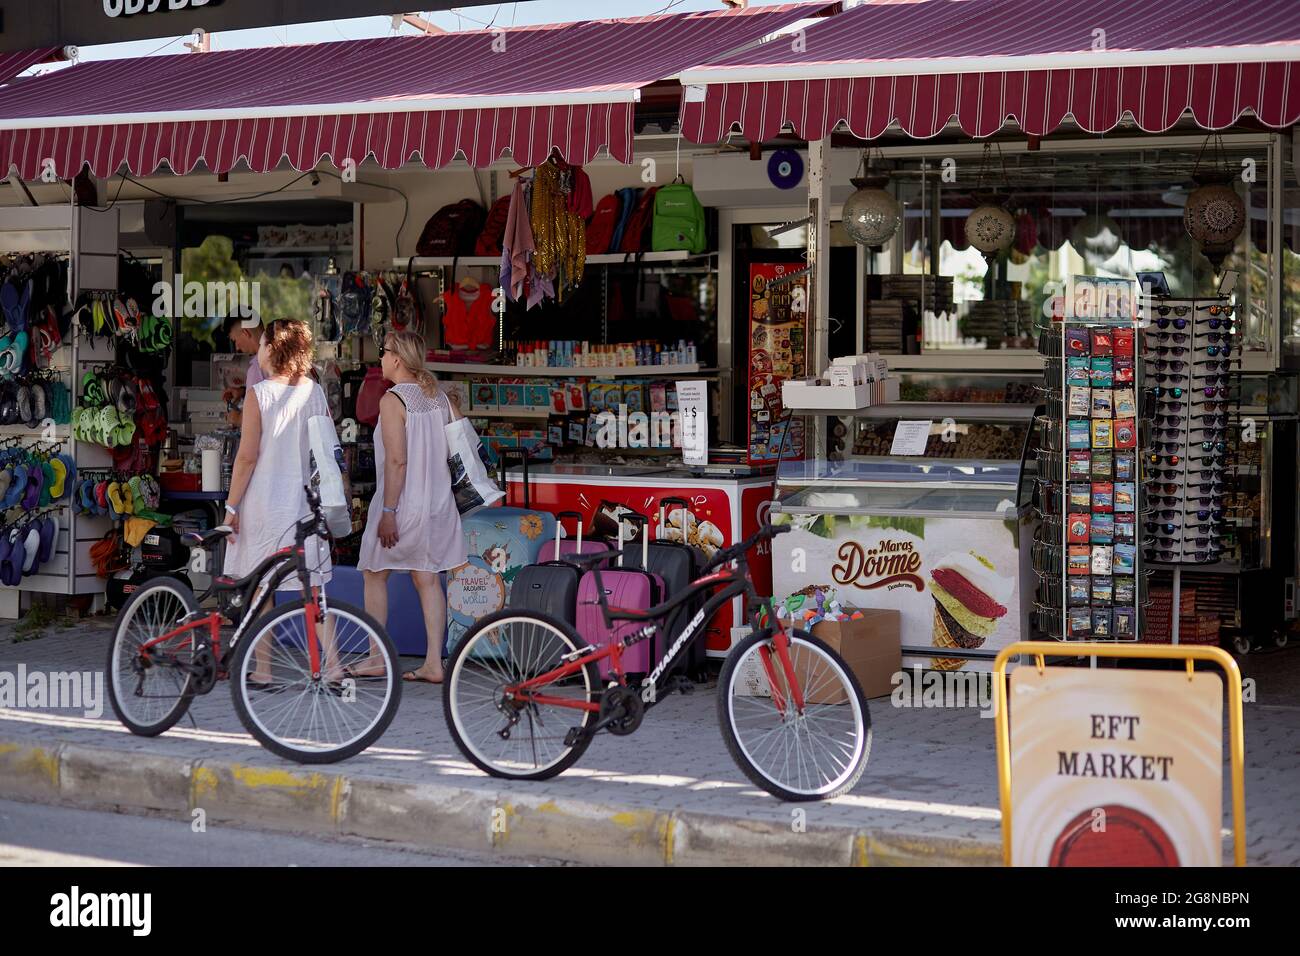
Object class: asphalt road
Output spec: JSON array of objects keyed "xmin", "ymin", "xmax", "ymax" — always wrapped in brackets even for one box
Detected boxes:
[{"xmin": 0, "ymin": 799, "xmax": 565, "ymax": 867}]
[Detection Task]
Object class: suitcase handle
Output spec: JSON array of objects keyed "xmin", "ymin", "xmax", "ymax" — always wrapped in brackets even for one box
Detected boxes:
[
  {"xmin": 497, "ymin": 447, "xmax": 530, "ymax": 509},
  {"xmin": 658, "ymin": 496, "xmax": 691, "ymax": 542},
  {"xmin": 555, "ymin": 510, "xmax": 584, "ymax": 548},
  {"xmin": 620, "ymin": 512, "xmax": 649, "ymax": 568}
]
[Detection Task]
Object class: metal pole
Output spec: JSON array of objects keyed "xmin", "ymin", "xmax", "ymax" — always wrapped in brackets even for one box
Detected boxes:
[{"xmin": 808, "ymin": 138, "xmax": 831, "ymax": 462}]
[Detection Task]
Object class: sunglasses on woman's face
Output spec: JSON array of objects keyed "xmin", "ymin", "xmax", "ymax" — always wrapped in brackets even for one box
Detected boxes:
[
  {"xmin": 1197, "ymin": 304, "xmax": 1233, "ymax": 316},
  {"xmin": 378, "ymin": 345, "xmax": 388, "ymax": 356}
]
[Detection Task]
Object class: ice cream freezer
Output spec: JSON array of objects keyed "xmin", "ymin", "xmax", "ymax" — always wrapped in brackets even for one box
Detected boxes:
[
  {"xmin": 771, "ymin": 457, "xmax": 1037, "ymax": 672},
  {"xmin": 503, "ymin": 463, "xmax": 776, "ymax": 655}
]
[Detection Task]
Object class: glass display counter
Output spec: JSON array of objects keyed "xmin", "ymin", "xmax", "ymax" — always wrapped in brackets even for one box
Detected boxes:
[{"xmin": 771, "ymin": 409, "xmax": 1037, "ymax": 672}]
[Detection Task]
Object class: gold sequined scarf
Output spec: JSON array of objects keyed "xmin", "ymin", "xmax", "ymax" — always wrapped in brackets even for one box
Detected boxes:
[{"xmin": 530, "ymin": 162, "xmax": 586, "ymax": 296}]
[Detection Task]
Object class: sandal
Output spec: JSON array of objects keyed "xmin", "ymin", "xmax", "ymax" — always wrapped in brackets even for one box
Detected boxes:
[{"xmin": 401, "ymin": 669, "xmax": 443, "ymax": 685}]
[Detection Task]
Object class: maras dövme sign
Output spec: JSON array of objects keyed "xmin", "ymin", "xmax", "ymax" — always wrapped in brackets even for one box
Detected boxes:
[
  {"xmin": 831, "ymin": 539, "xmax": 924, "ymax": 592},
  {"xmin": 103, "ymin": 0, "xmax": 222, "ymax": 16}
]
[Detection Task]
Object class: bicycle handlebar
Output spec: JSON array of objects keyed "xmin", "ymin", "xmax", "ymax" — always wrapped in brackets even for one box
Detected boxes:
[{"xmin": 701, "ymin": 522, "xmax": 791, "ymax": 573}]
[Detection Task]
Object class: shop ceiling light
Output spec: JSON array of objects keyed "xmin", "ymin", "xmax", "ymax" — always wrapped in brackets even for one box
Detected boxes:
[{"xmin": 842, "ymin": 150, "xmax": 901, "ymax": 250}]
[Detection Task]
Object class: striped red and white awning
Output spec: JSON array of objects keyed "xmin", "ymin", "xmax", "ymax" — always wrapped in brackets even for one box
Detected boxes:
[
  {"xmin": 0, "ymin": 49, "xmax": 60, "ymax": 87},
  {"xmin": 679, "ymin": 0, "xmax": 1300, "ymax": 143},
  {"xmin": 0, "ymin": 5, "xmax": 824, "ymax": 180}
]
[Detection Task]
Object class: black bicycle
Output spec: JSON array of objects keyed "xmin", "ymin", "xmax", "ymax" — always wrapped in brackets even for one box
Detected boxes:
[
  {"xmin": 442, "ymin": 523, "xmax": 872, "ymax": 801},
  {"xmin": 105, "ymin": 486, "xmax": 401, "ymax": 763}
]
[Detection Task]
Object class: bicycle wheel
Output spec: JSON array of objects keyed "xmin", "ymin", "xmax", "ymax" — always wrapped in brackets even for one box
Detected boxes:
[
  {"xmin": 444, "ymin": 609, "xmax": 601, "ymax": 781},
  {"xmin": 718, "ymin": 628, "xmax": 872, "ymax": 801},
  {"xmin": 106, "ymin": 576, "xmax": 201, "ymax": 737},
  {"xmin": 229, "ymin": 598, "xmax": 401, "ymax": 764}
]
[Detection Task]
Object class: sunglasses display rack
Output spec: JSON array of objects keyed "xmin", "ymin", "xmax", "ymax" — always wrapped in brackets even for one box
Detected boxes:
[
  {"xmin": 0, "ymin": 206, "xmax": 120, "ymax": 619},
  {"xmin": 1141, "ymin": 297, "xmax": 1237, "ymax": 568},
  {"xmin": 1032, "ymin": 315, "xmax": 1153, "ymax": 642}
]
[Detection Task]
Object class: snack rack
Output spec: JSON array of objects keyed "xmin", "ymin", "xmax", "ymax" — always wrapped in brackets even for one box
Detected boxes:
[
  {"xmin": 1031, "ymin": 296, "xmax": 1154, "ymax": 642},
  {"xmin": 1139, "ymin": 295, "xmax": 1239, "ymax": 643}
]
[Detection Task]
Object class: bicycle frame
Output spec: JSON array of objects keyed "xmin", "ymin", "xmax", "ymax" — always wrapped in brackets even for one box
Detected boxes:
[
  {"xmin": 506, "ymin": 550, "xmax": 809, "ymax": 717},
  {"xmin": 135, "ymin": 515, "xmax": 329, "ymax": 681}
]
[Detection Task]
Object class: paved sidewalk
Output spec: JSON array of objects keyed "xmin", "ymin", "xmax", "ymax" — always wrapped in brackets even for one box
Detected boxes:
[{"xmin": 1, "ymin": 620, "xmax": 1297, "ymax": 865}]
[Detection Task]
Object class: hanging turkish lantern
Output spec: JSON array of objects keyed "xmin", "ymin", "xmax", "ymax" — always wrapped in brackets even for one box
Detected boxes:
[
  {"xmin": 843, "ymin": 153, "xmax": 901, "ymax": 250},
  {"xmin": 965, "ymin": 199, "xmax": 1016, "ymax": 258},
  {"xmin": 1184, "ymin": 172, "xmax": 1245, "ymax": 271},
  {"xmin": 1071, "ymin": 212, "xmax": 1124, "ymax": 266}
]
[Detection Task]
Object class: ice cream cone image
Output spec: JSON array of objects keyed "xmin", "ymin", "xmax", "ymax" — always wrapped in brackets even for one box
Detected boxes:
[{"xmin": 929, "ymin": 551, "xmax": 1012, "ymax": 671}]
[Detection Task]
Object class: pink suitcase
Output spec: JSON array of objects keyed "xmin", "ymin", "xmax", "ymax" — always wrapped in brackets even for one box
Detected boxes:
[
  {"xmin": 576, "ymin": 515, "xmax": 664, "ymax": 679},
  {"xmin": 536, "ymin": 511, "xmax": 610, "ymax": 564}
]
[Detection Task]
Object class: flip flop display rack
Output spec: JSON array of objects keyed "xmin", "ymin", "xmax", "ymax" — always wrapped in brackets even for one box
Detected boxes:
[{"xmin": 0, "ymin": 205, "xmax": 121, "ymax": 616}]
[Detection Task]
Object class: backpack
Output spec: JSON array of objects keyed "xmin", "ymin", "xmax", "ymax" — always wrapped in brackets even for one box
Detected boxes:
[
  {"xmin": 608, "ymin": 187, "xmax": 640, "ymax": 253},
  {"xmin": 618, "ymin": 186, "xmax": 658, "ymax": 255},
  {"xmin": 474, "ymin": 195, "xmax": 512, "ymax": 256},
  {"xmin": 586, "ymin": 193, "xmax": 621, "ymax": 256},
  {"xmin": 651, "ymin": 180, "xmax": 707, "ymax": 254},
  {"xmin": 416, "ymin": 199, "xmax": 485, "ymax": 257}
]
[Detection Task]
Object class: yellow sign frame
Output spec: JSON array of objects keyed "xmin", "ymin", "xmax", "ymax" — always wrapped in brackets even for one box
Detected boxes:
[{"xmin": 993, "ymin": 641, "xmax": 1246, "ymax": 867}]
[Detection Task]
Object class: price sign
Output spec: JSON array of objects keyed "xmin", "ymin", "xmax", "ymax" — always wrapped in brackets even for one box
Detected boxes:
[
  {"xmin": 889, "ymin": 420, "xmax": 933, "ymax": 456},
  {"xmin": 676, "ymin": 380, "xmax": 708, "ymax": 466}
]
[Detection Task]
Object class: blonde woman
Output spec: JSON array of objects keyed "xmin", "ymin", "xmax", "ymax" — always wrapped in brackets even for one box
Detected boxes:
[{"xmin": 359, "ymin": 330, "xmax": 467, "ymax": 683}]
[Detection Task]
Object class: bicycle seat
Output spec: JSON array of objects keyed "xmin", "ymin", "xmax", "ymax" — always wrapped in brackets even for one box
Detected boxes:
[{"xmin": 181, "ymin": 526, "xmax": 233, "ymax": 550}]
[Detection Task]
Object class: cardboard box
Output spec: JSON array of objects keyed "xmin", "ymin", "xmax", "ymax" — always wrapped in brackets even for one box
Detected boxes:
[
  {"xmin": 733, "ymin": 608, "xmax": 901, "ymax": 703},
  {"xmin": 810, "ymin": 609, "xmax": 901, "ymax": 701}
]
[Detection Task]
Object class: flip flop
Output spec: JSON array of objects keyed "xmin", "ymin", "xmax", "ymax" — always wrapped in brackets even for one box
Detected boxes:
[
  {"xmin": 21, "ymin": 525, "xmax": 40, "ymax": 573},
  {"xmin": 37, "ymin": 514, "xmax": 56, "ymax": 564}
]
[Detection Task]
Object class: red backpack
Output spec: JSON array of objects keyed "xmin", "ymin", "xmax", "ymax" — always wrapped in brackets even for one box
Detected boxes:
[
  {"xmin": 474, "ymin": 195, "xmax": 513, "ymax": 256},
  {"xmin": 586, "ymin": 193, "xmax": 621, "ymax": 256},
  {"xmin": 416, "ymin": 199, "xmax": 486, "ymax": 257},
  {"xmin": 618, "ymin": 186, "xmax": 659, "ymax": 255}
]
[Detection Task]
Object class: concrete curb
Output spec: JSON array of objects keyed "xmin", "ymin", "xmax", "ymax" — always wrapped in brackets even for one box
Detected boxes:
[{"xmin": 0, "ymin": 736, "xmax": 1002, "ymax": 866}]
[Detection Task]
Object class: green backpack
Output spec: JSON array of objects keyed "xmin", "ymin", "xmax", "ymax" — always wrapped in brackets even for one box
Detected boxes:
[{"xmin": 651, "ymin": 180, "xmax": 707, "ymax": 254}]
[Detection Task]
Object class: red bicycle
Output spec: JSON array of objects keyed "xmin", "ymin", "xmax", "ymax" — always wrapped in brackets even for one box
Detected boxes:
[
  {"xmin": 442, "ymin": 523, "xmax": 872, "ymax": 801},
  {"xmin": 105, "ymin": 486, "xmax": 401, "ymax": 763}
]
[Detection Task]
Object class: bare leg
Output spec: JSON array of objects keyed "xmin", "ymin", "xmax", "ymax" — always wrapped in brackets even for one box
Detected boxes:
[
  {"xmin": 406, "ymin": 570, "xmax": 447, "ymax": 682},
  {"xmin": 340, "ymin": 569, "xmax": 390, "ymax": 677}
]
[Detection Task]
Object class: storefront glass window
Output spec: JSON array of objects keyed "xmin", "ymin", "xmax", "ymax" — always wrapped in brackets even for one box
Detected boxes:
[{"xmin": 869, "ymin": 138, "xmax": 1277, "ymax": 356}]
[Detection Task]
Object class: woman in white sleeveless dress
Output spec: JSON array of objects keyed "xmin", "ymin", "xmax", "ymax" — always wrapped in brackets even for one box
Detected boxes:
[
  {"xmin": 358, "ymin": 330, "xmax": 467, "ymax": 684},
  {"xmin": 223, "ymin": 319, "xmax": 333, "ymax": 685}
]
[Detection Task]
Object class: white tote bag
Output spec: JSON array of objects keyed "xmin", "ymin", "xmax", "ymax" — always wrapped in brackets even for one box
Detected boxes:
[{"xmin": 446, "ymin": 417, "xmax": 505, "ymax": 516}]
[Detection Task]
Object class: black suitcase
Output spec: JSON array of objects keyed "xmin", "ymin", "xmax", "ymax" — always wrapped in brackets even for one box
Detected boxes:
[
  {"xmin": 620, "ymin": 498, "xmax": 709, "ymax": 681},
  {"xmin": 510, "ymin": 516, "xmax": 583, "ymax": 625}
]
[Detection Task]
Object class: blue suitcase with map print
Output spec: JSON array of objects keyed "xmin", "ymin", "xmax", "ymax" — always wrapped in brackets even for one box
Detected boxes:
[{"xmin": 444, "ymin": 450, "xmax": 554, "ymax": 658}]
